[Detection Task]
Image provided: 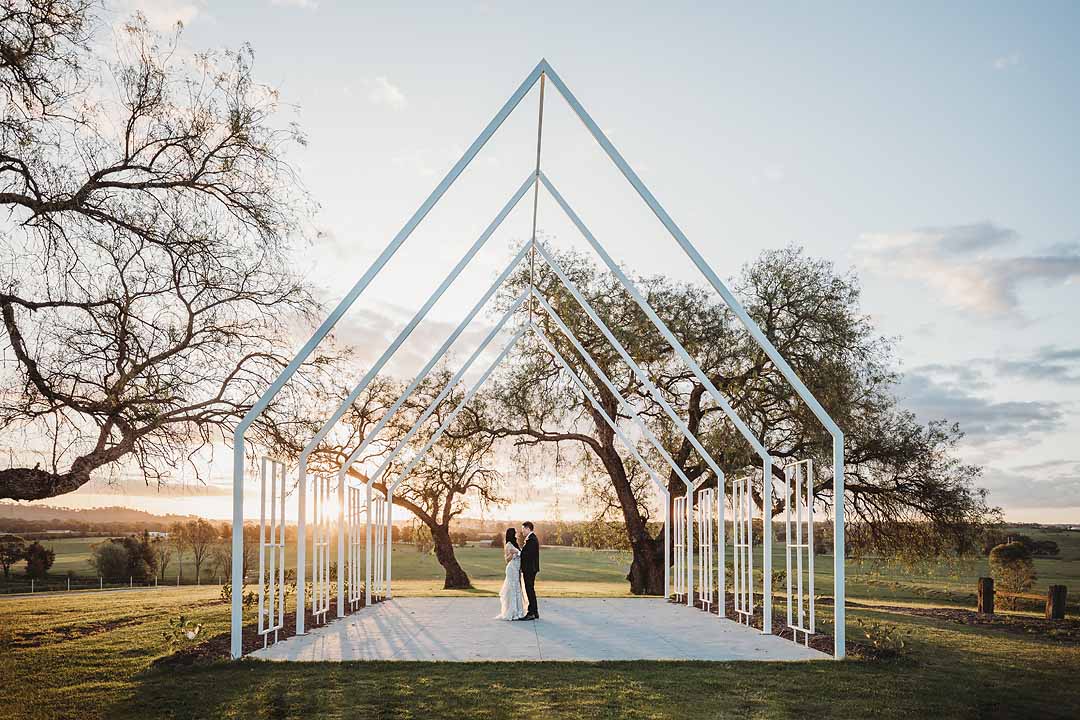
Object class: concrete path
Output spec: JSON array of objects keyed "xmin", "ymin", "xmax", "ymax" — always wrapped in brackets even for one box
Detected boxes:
[{"xmin": 252, "ymin": 597, "xmax": 827, "ymax": 662}]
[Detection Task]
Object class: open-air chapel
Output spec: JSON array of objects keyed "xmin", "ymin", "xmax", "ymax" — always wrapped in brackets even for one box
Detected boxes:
[{"xmin": 231, "ymin": 59, "xmax": 845, "ymax": 663}]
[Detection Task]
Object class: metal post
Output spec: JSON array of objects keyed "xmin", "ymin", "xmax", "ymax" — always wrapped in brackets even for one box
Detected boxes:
[
  {"xmin": 337, "ymin": 472, "xmax": 345, "ymax": 618},
  {"xmin": 834, "ymin": 433, "xmax": 846, "ymax": 658},
  {"xmin": 763, "ymin": 457, "xmax": 772, "ymax": 634},
  {"xmin": 385, "ymin": 491, "xmax": 393, "ymax": 599}
]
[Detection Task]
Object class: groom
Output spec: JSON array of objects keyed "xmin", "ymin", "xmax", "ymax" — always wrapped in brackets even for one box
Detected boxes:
[{"xmin": 519, "ymin": 521, "xmax": 540, "ymax": 620}]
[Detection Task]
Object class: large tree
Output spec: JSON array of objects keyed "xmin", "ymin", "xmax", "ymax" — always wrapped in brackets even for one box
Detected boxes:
[
  {"xmin": 468, "ymin": 247, "xmax": 994, "ymax": 594},
  {"xmin": 276, "ymin": 370, "xmax": 505, "ymax": 590},
  {"xmin": 0, "ymin": 4, "xmax": 319, "ymax": 500}
]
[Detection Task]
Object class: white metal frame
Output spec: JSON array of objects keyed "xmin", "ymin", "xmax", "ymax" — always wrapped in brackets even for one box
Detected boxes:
[
  {"xmin": 784, "ymin": 459, "xmax": 815, "ymax": 645},
  {"xmin": 310, "ymin": 472, "xmax": 332, "ymax": 625},
  {"xmin": 257, "ymin": 457, "xmax": 287, "ymax": 647},
  {"xmin": 697, "ymin": 487, "xmax": 715, "ymax": 613},
  {"xmin": 673, "ymin": 495, "xmax": 687, "ymax": 602},
  {"xmin": 231, "ymin": 59, "xmax": 846, "ymax": 659},
  {"xmin": 346, "ymin": 484, "xmax": 364, "ymax": 611},
  {"xmin": 732, "ymin": 472, "xmax": 755, "ymax": 626}
]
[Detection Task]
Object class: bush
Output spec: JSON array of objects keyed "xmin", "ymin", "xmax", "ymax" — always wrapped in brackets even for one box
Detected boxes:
[
  {"xmin": 24, "ymin": 541, "xmax": 55, "ymax": 579},
  {"xmin": 989, "ymin": 541, "xmax": 1036, "ymax": 609},
  {"xmin": 489, "ymin": 533, "xmax": 502, "ymax": 548},
  {"xmin": 90, "ymin": 542, "xmax": 130, "ymax": 582}
]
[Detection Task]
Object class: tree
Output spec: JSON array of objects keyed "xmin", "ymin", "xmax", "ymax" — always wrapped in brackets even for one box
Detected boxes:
[
  {"xmin": 89, "ymin": 535, "xmax": 156, "ymax": 582},
  {"xmin": 471, "ymin": 247, "xmax": 994, "ymax": 594},
  {"xmin": 23, "ymin": 540, "xmax": 54, "ymax": 579},
  {"xmin": 0, "ymin": 533, "xmax": 27, "ymax": 578},
  {"xmin": 89, "ymin": 541, "xmax": 128, "ymax": 582},
  {"xmin": 989, "ymin": 541, "xmax": 1036, "ymax": 610},
  {"xmin": 178, "ymin": 518, "xmax": 216, "ymax": 583},
  {"xmin": 151, "ymin": 536, "xmax": 172, "ymax": 581},
  {"xmin": 0, "ymin": 4, "xmax": 322, "ymax": 501},
  {"xmin": 170, "ymin": 521, "xmax": 187, "ymax": 581}
]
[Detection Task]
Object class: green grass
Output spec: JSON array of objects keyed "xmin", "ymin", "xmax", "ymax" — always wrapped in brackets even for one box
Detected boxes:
[
  {"xmin": 2, "ymin": 584, "xmax": 1078, "ymax": 719},
  {"xmin": 2, "ymin": 539, "xmax": 1079, "ymax": 718},
  {"xmin": 14, "ymin": 525, "xmax": 1080, "ymax": 606}
]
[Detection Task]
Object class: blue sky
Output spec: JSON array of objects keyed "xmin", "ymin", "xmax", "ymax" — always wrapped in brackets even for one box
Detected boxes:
[{"xmin": 51, "ymin": 0, "xmax": 1080, "ymax": 521}]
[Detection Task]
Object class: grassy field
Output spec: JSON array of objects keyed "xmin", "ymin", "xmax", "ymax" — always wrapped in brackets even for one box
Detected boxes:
[
  {"xmin": 1, "ymin": 541, "xmax": 1079, "ymax": 719},
  {"xmin": 11, "ymin": 526, "xmax": 1080, "ymax": 612}
]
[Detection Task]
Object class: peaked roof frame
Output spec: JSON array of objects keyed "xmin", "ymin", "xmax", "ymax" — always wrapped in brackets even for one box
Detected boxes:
[{"xmin": 231, "ymin": 60, "xmax": 845, "ymax": 659}]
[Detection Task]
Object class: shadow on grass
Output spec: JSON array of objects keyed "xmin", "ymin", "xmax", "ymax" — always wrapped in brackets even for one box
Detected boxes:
[{"xmin": 108, "ymin": 604, "xmax": 1080, "ymax": 720}]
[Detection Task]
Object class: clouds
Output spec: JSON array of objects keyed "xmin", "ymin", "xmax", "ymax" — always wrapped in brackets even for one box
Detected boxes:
[
  {"xmin": 117, "ymin": 0, "xmax": 205, "ymax": 30},
  {"xmin": 271, "ymin": 0, "xmax": 318, "ymax": 8},
  {"xmin": 900, "ymin": 363, "xmax": 1065, "ymax": 446},
  {"xmin": 857, "ymin": 222, "xmax": 1080, "ymax": 316},
  {"xmin": 368, "ymin": 76, "xmax": 408, "ymax": 110},
  {"xmin": 993, "ymin": 52, "xmax": 1022, "ymax": 70},
  {"xmin": 992, "ymin": 346, "xmax": 1080, "ymax": 385},
  {"xmin": 978, "ymin": 460, "xmax": 1080, "ymax": 509}
]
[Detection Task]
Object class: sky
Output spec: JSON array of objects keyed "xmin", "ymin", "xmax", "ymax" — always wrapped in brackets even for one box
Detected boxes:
[{"xmin": 16, "ymin": 0, "xmax": 1080, "ymax": 523}]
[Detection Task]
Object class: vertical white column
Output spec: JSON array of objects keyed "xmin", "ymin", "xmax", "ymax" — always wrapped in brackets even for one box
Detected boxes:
[
  {"xmin": 364, "ymin": 482, "xmax": 373, "ymax": 606},
  {"xmin": 230, "ymin": 439, "xmax": 245, "ymax": 658},
  {"xmin": 686, "ymin": 492, "xmax": 694, "ymax": 607},
  {"xmin": 385, "ymin": 491, "xmax": 394, "ymax": 599},
  {"xmin": 762, "ymin": 458, "xmax": 772, "ymax": 634},
  {"xmin": 337, "ymin": 474, "xmax": 345, "ymax": 618},
  {"xmin": 663, "ymin": 497, "xmax": 670, "ymax": 599},
  {"xmin": 296, "ymin": 459, "xmax": 307, "ymax": 635},
  {"xmin": 718, "ymin": 476, "xmax": 725, "ymax": 618},
  {"xmin": 834, "ymin": 434, "xmax": 845, "ymax": 658}
]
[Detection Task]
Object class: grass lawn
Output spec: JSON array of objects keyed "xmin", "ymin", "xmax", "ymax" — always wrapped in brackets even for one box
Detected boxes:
[{"xmin": 2, "ymin": 540, "xmax": 1079, "ymax": 719}]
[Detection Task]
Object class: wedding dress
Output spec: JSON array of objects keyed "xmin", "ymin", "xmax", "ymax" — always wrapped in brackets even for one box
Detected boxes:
[{"xmin": 496, "ymin": 542, "xmax": 527, "ymax": 620}]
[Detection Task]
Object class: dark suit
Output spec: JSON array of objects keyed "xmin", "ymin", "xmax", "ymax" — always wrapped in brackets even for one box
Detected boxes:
[{"xmin": 520, "ymin": 532, "xmax": 540, "ymax": 617}]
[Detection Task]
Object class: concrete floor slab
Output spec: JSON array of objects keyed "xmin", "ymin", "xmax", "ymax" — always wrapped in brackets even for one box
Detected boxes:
[{"xmin": 252, "ymin": 597, "xmax": 827, "ymax": 662}]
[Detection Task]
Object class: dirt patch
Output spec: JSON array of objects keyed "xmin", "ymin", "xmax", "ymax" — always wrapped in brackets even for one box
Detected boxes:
[
  {"xmin": 152, "ymin": 595, "xmax": 381, "ymax": 667},
  {"xmin": 851, "ymin": 601, "xmax": 1080, "ymax": 644}
]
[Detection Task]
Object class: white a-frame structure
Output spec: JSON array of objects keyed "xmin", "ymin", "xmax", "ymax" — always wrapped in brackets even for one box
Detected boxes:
[{"xmin": 231, "ymin": 59, "xmax": 846, "ymax": 659}]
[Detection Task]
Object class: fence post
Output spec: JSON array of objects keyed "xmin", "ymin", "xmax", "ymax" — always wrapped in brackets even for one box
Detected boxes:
[
  {"xmin": 1046, "ymin": 585, "xmax": 1067, "ymax": 620},
  {"xmin": 67, "ymin": 577, "xmax": 70, "ymax": 592},
  {"xmin": 977, "ymin": 577, "xmax": 994, "ymax": 615},
  {"xmin": 30, "ymin": 579, "xmax": 33, "ymax": 593},
  {"xmin": 129, "ymin": 576, "xmax": 132, "ymax": 588},
  {"xmin": 100, "ymin": 576, "xmax": 103, "ymax": 590}
]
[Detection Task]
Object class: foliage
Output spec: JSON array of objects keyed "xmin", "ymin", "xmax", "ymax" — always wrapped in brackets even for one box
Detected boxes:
[
  {"xmin": 0, "ymin": 1, "xmax": 324, "ymax": 502},
  {"xmin": 465, "ymin": 247, "xmax": 994, "ymax": 593},
  {"xmin": 88, "ymin": 535, "xmax": 157, "ymax": 582},
  {"xmin": 0, "ymin": 533, "xmax": 27, "ymax": 578},
  {"xmin": 161, "ymin": 614, "xmax": 202, "ymax": 648},
  {"xmin": 23, "ymin": 540, "xmax": 54, "ymax": 579},
  {"xmin": 989, "ymin": 541, "xmax": 1037, "ymax": 609},
  {"xmin": 854, "ymin": 617, "xmax": 913, "ymax": 656}
]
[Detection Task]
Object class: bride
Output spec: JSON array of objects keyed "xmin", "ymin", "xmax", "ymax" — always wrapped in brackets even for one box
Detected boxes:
[{"xmin": 496, "ymin": 527, "xmax": 527, "ymax": 620}]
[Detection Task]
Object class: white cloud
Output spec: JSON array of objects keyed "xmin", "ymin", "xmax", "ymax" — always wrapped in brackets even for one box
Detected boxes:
[
  {"xmin": 856, "ymin": 222, "xmax": 1080, "ymax": 316},
  {"xmin": 271, "ymin": 0, "xmax": 319, "ymax": 8},
  {"xmin": 117, "ymin": 0, "xmax": 205, "ymax": 31},
  {"xmin": 368, "ymin": 76, "xmax": 408, "ymax": 110},
  {"xmin": 993, "ymin": 52, "xmax": 1022, "ymax": 70},
  {"xmin": 900, "ymin": 363, "xmax": 1065, "ymax": 447}
]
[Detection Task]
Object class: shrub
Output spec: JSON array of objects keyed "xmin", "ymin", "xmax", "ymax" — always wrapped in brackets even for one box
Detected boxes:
[
  {"xmin": 24, "ymin": 541, "xmax": 55, "ymax": 579},
  {"xmin": 0, "ymin": 534, "xmax": 27, "ymax": 579},
  {"xmin": 163, "ymin": 614, "xmax": 203, "ymax": 648},
  {"xmin": 90, "ymin": 541, "xmax": 131, "ymax": 582},
  {"xmin": 989, "ymin": 541, "xmax": 1036, "ymax": 609}
]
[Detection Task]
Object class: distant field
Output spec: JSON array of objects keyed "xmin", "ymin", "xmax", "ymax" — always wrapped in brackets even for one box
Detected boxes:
[{"xmin": 5, "ymin": 526, "xmax": 1080, "ymax": 614}]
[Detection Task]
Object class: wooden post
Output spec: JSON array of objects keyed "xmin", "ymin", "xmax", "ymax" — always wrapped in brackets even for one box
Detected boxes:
[
  {"xmin": 977, "ymin": 577, "xmax": 994, "ymax": 615},
  {"xmin": 1046, "ymin": 585, "xmax": 1067, "ymax": 620}
]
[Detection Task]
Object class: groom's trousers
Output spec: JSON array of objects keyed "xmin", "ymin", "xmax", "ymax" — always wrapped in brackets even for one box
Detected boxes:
[{"xmin": 523, "ymin": 571, "xmax": 538, "ymax": 617}]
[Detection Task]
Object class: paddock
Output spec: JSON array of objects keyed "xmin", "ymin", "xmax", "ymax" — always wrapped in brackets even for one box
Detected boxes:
[{"xmin": 251, "ymin": 597, "xmax": 826, "ymax": 662}]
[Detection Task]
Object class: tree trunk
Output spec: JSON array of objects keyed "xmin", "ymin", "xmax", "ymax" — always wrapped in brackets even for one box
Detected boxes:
[
  {"xmin": 595, "ymin": 439, "xmax": 664, "ymax": 595},
  {"xmin": 432, "ymin": 525, "xmax": 471, "ymax": 589}
]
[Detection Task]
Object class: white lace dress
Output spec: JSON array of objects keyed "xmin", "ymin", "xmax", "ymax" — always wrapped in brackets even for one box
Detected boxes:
[{"xmin": 496, "ymin": 542, "xmax": 527, "ymax": 620}]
